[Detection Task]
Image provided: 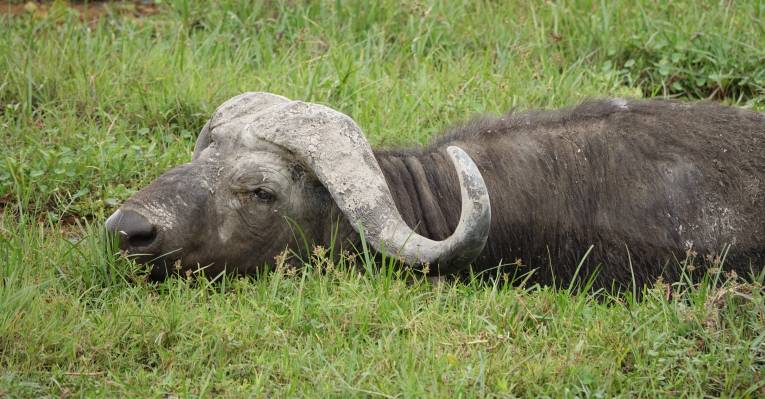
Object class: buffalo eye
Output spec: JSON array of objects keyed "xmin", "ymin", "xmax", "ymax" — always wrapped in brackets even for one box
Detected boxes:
[{"xmin": 250, "ymin": 187, "xmax": 275, "ymax": 203}]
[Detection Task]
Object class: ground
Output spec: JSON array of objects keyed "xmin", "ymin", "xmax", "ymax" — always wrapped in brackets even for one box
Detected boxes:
[{"xmin": 1, "ymin": 1, "xmax": 765, "ymax": 397}]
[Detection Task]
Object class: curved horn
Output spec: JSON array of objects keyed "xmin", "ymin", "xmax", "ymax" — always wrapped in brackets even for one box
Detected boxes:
[
  {"xmin": 212, "ymin": 93, "xmax": 491, "ymax": 274},
  {"xmin": 193, "ymin": 92, "xmax": 290, "ymax": 160},
  {"xmin": 192, "ymin": 119, "xmax": 212, "ymax": 160}
]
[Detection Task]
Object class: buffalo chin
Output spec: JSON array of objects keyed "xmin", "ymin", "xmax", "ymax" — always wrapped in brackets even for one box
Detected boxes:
[
  {"xmin": 144, "ymin": 257, "xmax": 239, "ymax": 282},
  {"xmin": 147, "ymin": 264, "xmax": 171, "ymax": 282}
]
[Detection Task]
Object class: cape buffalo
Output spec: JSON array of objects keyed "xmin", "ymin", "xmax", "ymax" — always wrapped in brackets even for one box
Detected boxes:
[{"xmin": 106, "ymin": 92, "xmax": 765, "ymax": 288}]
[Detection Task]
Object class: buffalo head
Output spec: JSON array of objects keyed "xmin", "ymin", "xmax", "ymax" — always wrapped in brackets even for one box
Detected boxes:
[{"xmin": 105, "ymin": 92, "xmax": 491, "ymax": 279}]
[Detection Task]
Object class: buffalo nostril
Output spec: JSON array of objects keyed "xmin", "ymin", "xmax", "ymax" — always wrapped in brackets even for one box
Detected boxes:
[
  {"xmin": 106, "ymin": 209, "xmax": 158, "ymax": 249},
  {"xmin": 126, "ymin": 225, "xmax": 157, "ymax": 248}
]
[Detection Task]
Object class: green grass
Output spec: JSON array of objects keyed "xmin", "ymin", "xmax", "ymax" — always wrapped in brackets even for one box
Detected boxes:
[{"xmin": 1, "ymin": 0, "xmax": 764, "ymax": 397}]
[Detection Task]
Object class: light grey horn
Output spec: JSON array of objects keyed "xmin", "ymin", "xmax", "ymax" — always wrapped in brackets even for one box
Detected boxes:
[{"xmin": 193, "ymin": 92, "xmax": 291, "ymax": 160}]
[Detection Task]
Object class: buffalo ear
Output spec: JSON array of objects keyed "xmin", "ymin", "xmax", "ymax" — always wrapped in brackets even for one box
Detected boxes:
[{"xmin": 192, "ymin": 120, "xmax": 212, "ymax": 160}]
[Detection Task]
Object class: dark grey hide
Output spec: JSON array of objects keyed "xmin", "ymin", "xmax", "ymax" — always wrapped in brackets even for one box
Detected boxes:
[{"xmin": 107, "ymin": 94, "xmax": 765, "ymax": 288}]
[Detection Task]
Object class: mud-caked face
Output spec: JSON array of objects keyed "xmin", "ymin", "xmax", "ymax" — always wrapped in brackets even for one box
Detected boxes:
[{"xmin": 105, "ymin": 146, "xmax": 333, "ymax": 280}]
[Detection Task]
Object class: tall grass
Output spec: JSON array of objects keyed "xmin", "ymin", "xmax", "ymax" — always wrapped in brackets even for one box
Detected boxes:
[{"xmin": 1, "ymin": 0, "xmax": 764, "ymax": 396}]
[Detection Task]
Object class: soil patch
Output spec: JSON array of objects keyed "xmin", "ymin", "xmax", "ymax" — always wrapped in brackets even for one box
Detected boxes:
[{"xmin": 3, "ymin": 1, "xmax": 161, "ymax": 22}]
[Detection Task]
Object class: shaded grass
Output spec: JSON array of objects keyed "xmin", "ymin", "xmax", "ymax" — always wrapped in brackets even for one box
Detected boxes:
[{"xmin": 2, "ymin": 0, "xmax": 765, "ymax": 397}]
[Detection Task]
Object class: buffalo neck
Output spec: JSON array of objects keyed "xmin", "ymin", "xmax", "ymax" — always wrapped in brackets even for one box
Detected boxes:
[{"xmin": 372, "ymin": 149, "xmax": 462, "ymax": 241}]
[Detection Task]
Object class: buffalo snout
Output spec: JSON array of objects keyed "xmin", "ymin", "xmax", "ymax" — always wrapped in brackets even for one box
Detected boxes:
[{"xmin": 105, "ymin": 208, "xmax": 160, "ymax": 252}]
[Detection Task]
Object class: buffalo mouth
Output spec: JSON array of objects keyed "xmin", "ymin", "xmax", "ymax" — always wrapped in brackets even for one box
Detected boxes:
[
  {"xmin": 144, "ymin": 254, "xmax": 229, "ymax": 282},
  {"xmin": 109, "ymin": 241, "xmax": 191, "ymax": 281},
  {"xmin": 146, "ymin": 263, "xmax": 172, "ymax": 282},
  {"xmin": 113, "ymin": 251, "xmax": 177, "ymax": 282}
]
